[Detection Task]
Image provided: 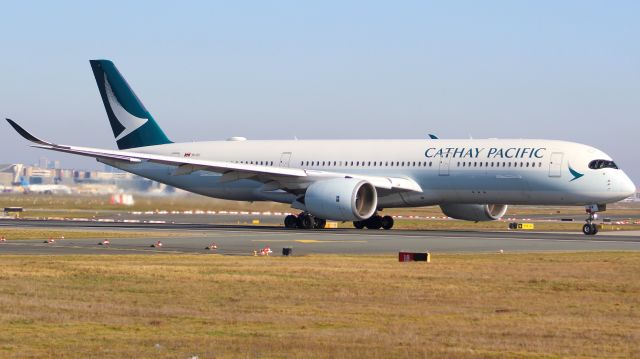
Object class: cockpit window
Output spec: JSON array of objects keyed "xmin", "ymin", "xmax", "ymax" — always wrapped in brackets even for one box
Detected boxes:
[{"xmin": 588, "ymin": 159, "xmax": 618, "ymax": 170}]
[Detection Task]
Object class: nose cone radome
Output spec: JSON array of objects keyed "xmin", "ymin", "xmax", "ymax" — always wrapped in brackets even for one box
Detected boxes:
[{"xmin": 621, "ymin": 173, "xmax": 636, "ymax": 198}]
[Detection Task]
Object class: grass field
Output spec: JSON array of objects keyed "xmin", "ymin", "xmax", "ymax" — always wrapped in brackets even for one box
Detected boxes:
[
  {"xmin": 0, "ymin": 253, "xmax": 638, "ymax": 358},
  {"xmin": 0, "ymin": 228, "xmax": 191, "ymax": 240},
  {"xmin": 3, "ymin": 193, "xmax": 640, "ymax": 217},
  {"xmin": 386, "ymin": 219, "xmax": 640, "ymax": 232}
]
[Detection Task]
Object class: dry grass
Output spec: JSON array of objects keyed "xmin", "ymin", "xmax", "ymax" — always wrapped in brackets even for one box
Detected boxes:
[
  {"xmin": 0, "ymin": 194, "xmax": 292, "ymax": 212},
  {"xmin": 0, "ymin": 228, "xmax": 190, "ymax": 240},
  {"xmin": 3, "ymin": 194, "xmax": 640, "ymax": 217},
  {"xmin": 383, "ymin": 219, "xmax": 640, "ymax": 232},
  {"xmin": 0, "ymin": 253, "xmax": 638, "ymax": 358}
]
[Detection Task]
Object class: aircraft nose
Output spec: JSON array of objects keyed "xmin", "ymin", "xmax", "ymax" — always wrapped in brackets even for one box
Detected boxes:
[{"xmin": 620, "ymin": 173, "xmax": 636, "ymax": 198}]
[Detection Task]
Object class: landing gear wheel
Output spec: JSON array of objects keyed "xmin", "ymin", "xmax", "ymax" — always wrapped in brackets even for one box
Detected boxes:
[
  {"xmin": 299, "ymin": 213, "xmax": 315, "ymax": 230},
  {"xmin": 314, "ymin": 218, "xmax": 326, "ymax": 229},
  {"xmin": 365, "ymin": 215, "xmax": 383, "ymax": 229},
  {"xmin": 284, "ymin": 215, "xmax": 298, "ymax": 229},
  {"xmin": 582, "ymin": 223, "xmax": 598, "ymax": 236},
  {"xmin": 582, "ymin": 206, "xmax": 602, "ymax": 236},
  {"xmin": 381, "ymin": 215, "xmax": 394, "ymax": 230},
  {"xmin": 353, "ymin": 221, "xmax": 365, "ymax": 229}
]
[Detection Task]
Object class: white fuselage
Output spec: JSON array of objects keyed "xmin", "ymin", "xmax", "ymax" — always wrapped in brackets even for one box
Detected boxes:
[{"xmin": 102, "ymin": 138, "xmax": 635, "ymax": 209}]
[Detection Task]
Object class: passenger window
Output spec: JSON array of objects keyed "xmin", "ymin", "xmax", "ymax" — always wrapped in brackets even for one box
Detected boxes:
[{"xmin": 429, "ymin": 162, "xmax": 432, "ymax": 167}]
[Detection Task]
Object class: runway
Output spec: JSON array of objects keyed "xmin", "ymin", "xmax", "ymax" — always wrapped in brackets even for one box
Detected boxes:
[{"xmin": 2, "ymin": 219, "xmax": 640, "ymax": 255}]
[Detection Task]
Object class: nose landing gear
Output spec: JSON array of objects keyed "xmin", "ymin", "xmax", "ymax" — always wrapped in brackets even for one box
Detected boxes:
[
  {"xmin": 582, "ymin": 204, "xmax": 605, "ymax": 236},
  {"xmin": 582, "ymin": 213, "xmax": 599, "ymax": 236}
]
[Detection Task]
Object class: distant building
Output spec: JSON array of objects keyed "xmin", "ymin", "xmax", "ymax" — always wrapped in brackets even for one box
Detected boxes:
[
  {"xmin": 38, "ymin": 157, "xmax": 49, "ymax": 169},
  {"xmin": 1, "ymin": 161, "xmax": 176, "ymax": 195}
]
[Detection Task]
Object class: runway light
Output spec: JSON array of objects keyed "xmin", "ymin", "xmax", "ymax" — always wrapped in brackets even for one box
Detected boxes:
[
  {"xmin": 99, "ymin": 239, "xmax": 110, "ymax": 246},
  {"xmin": 499, "ymin": 249, "xmax": 504, "ymax": 254},
  {"xmin": 151, "ymin": 240, "xmax": 163, "ymax": 248},
  {"xmin": 0, "ymin": 236, "xmax": 6, "ymax": 243},
  {"xmin": 44, "ymin": 237, "xmax": 55, "ymax": 244}
]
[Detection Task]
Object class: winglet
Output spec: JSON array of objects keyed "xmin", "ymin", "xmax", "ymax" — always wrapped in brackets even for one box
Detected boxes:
[
  {"xmin": 6, "ymin": 119, "xmax": 53, "ymax": 146},
  {"xmin": 428, "ymin": 134, "xmax": 439, "ymax": 139}
]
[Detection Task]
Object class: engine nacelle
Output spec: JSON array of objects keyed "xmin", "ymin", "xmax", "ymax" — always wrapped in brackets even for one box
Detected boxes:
[
  {"xmin": 305, "ymin": 178, "xmax": 377, "ymax": 221},
  {"xmin": 440, "ymin": 204, "xmax": 508, "ymax": 221}
]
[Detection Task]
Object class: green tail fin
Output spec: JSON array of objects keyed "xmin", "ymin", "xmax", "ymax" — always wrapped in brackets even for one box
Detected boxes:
[{"xmin": 90, "ymin": 60, "xmax": 172, "ymax": 149}]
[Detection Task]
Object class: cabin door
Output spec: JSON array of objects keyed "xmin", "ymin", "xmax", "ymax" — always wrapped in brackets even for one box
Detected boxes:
[
  {"xmin": 438, "ymin": 155, "xmax": 450, "ymax": 176},
  {"xmin": 549, "ymin": 152, "xmax": 563, "ymax": 177}
]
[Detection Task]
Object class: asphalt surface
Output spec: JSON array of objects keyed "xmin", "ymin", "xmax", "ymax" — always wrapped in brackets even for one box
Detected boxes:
[{"xmin": 1, "ymin": 219, "xmax": 640, "ymax": 255}]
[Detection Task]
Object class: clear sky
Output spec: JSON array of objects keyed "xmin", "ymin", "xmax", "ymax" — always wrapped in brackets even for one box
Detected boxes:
[{"xmin": 1, "ymin": 1, "xmax": 638, "ymax": 183}]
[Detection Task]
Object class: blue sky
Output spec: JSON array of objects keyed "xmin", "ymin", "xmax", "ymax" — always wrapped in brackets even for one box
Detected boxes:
[{"xmin": 1, "ymin": 1, "xmax": 638, "ymax": 183}]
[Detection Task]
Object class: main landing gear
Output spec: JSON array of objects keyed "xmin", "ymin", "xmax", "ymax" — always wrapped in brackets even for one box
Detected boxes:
[
  {"xmin": 284, "ymin": 213, "xmax": 326, "ymax": 229},
  {"xmin": 283, "ymin": 212, "xmax": 394, "ymax": 230},
  {"xmin": 582, "ymin": 204, "xmax": 605, "ymax": 236},
  {"xmin": 353, "ymin": 214, "xmax": 394, "ymax": 230}
]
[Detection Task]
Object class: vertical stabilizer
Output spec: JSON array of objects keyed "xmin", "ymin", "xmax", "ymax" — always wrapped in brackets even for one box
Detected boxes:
[{"xmin": 90, "ymin": 60, "xmax": 171, "ymax": 149}]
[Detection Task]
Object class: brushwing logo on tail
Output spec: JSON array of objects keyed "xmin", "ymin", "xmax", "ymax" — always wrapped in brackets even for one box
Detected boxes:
[{"xmin": 104, "ymin": 74, "xmax": 148, "ymax": 141}]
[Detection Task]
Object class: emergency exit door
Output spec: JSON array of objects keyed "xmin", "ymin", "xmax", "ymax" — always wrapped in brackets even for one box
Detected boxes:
[
  {"xmin": 279, "ymin": 152, "xmax": 292, "ymax": 167},
  {"xmin": 438, "ymin": 155, "xmax": 450, "ymax": 176}
]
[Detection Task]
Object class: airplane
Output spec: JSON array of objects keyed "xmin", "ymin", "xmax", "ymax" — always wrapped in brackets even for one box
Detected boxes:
[
  {"xmin": 17, "ymin": 177, "xmax": 72, "ymax": 195},
  {"xmin": 6, "ymin": 60, "xmax": 636, "ymax": 235}
]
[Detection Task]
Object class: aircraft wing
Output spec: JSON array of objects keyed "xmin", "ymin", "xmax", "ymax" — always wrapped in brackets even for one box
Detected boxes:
[{"xmin": 6, "ymin": 119, "xmax": 422, "ymax": 193}]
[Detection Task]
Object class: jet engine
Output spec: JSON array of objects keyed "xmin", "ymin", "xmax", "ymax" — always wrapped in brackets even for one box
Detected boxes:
[
  {"xmin": 304, "ymin": 178, "xmax": 377, "ymax": 221},
  {"xmin": 440, "ymin": 204, "xmax": 508, "ymax": 221}
]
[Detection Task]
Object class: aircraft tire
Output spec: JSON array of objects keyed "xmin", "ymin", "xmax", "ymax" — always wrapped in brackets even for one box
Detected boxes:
[
  {"xmin": 582, "ymin": 223, "xmax": 598, "ymax": 235},
  {"xmin": 381, "ymin": 215, "xmax": 394, "ymax": 230},
  {"xmin": 365, "ymin": 215, "xmax": 383, "ymax": 229},
  {"xmin": 284, "ymin": 215, "xmax": 298, "ymax": 229},
  {"xmin": 299, "ymin": 214, "xmax": 315, "ymax": 230},
  {"xmin": 315, "ymin": 218, "xmax": 326, "ymax": 229}
]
